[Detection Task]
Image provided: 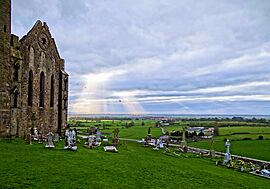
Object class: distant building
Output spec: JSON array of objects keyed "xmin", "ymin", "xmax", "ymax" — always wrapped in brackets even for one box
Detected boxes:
[
  {"xmin": 187, "ymin": 127, "xmax": 205, "ymax": 133},
  {"xmin": 157, "ymin": 119, "xmax": 170, "ymax": 127},
  {"xmin": 0, "ymin": 0, "xmax": 68, "ymax": 137}
]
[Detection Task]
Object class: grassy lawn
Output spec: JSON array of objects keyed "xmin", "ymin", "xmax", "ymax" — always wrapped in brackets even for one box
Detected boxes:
[
  {"xmin": 0, "ymin": 139, "xmax": 269, "ymax": 189},
  {"xmin": 119, "ymin": 126, "xmax": 162, "ymax": 139},
  {"xmin": 189, "ymin": 139, "xmax": 270, "ymax": 161}
]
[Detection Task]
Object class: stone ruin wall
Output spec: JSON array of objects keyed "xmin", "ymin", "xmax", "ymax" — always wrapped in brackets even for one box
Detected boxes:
[
  {"xmin": 0, "ymin": 0, "xmax": 12, "ymax": 137},
  {"xmin": 19, "ymin": 21, "xmax": 68, "ymax": 136},
  {"xmin": 0, "ymin": 0, "xmax": 68, "ymax": 137}
]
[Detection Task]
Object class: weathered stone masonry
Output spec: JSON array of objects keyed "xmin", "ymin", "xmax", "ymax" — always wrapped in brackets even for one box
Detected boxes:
[{"xmin": 0, "ymin": 0, "xmax": 68, "ymax": 137}]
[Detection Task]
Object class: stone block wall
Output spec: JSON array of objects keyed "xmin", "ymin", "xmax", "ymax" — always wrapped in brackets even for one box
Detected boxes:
[
  {"xmin": 0, "ymin": 0, "xmax": 11, "ymax": 137},
  {"xmin": 0, "ymin": 0, "xmax": 69, "ymax": 137}
]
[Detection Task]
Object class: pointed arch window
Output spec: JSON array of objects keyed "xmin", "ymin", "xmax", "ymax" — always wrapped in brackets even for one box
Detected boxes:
[
  {"xmin": 28, "ymin": 70, "xmax": 33, "ymax": 106},
  {"xmin": 14, "ymin": 63, "xmax": 19, "ymax": 81},
  {"xmin": 64, "ymin": 78, "xmax": 68, "ymax": 91},
  {"xmin": 39, "ymin": 72, "xmax": 45, "ymax": 107},
  {"xmin": 12, "ymin": 88, "xmax": 18, "ymax": 108},
  {"xmin": 50, "ymin": 75, "xmax": 54, "ymax": 107}
]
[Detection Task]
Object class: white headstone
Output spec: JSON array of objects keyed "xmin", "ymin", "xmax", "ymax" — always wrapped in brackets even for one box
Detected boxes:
[
  {"xmin": 64, "ymin": 129, "xmax": 77, "ymax": 150},
  {"xmin": 45, "ymin": 132, "xmax": 55, "ymax": 148}
]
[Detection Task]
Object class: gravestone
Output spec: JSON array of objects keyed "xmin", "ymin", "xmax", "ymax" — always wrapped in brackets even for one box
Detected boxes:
[
  {"xmin": 38, "ymin": 133, "xmax": 43, "ymax": 144},
  {"xmin": 86, "ymin": 135, "xmax": 96, "ymax": 149},
  {"xmin": 45, "ymin": 132, "xmax": 55, "ymax": 148},
  {"xmin": 64, "ymin": 129, "xmax": 77, "ymax": 151},
  {"xmin": 26, "ymin": 133, "xmax": 32, "ymax": 145},
  {"xmin": 113, "ymin": 128, "xmax": 119, "ymax": 145},
  {"xmin": 223, "ymin": 139, "xmax": 231, "ymax": 164},
  {"xmin": 96, "ymin": 130, "xmax": 101, "ymax": 141},
  {"xmin": 180, "ymin": 129, "xmax": 187, "ymax": 148},
  {"xmin": 104, "ymin": 146, "xmax": 118, "ymax": 152},
  {"xmin": 158, "ymin": 138, "xmax": 164, "ymax": 148},
  {"xmin": 33, "ymin": 128, "xmax": 39, "ymax": 141},
  {"xmin": 153, "ymin": 139, "xmax": 159, "ymax": 150},
  {"xmin": 53, "ymin": 133, "xmax": 60, "ymax": 142}
]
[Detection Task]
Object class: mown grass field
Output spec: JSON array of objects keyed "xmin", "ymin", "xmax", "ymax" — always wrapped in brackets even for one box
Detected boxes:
[
  {"xmin": 0, "ymin": 139, "xmax": 269, "ymax": 189},
  {"xmin": 189, "ymin": 139, "xmax": 270, "ymax": 161}
]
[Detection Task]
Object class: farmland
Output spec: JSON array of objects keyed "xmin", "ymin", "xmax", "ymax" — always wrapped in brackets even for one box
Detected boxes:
[{"xmin": 69, "ymin": 118, "xmax": 270, "ymax": 161}]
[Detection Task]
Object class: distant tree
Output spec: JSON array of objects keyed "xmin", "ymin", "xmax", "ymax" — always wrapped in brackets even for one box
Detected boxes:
[
  {"xmin": 185, "ymin": 131, "xmax": 189, "ymax": 138},
  {"xmin": 198, "ymin": 131, "xmax": 205, "ymax": 137},
  {"xmin": 148, "ymin": 127, "xmax": 151, "ymax": 135},
  {"xmin": 141, "ymin": 121, "xmax": 145, "ymax": 126},
  {"xmin": 191, "ymin": 131, "xmax": 197, "ymax": 138},
  {"xmin": 213, "ymin": 122, "xmax": 219, "ymax": 136}
]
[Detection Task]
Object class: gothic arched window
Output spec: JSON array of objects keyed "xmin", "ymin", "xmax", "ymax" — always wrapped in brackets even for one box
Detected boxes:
[
  {"xmin": 13, "ymin": 88, "xmax": 18, "ymax": 108},
  {"xmin": 50, "ymin": 75, "xmax": 54, "ymax": 107},
  {"xmin": 14, "ymin": 63, "xmax": 19, "ymax": 81},
  {"xmin": 28, "ymin": 70, "xmax": 33, "ymax": 106},
  {"xmin": 39, "ymin": 72, "xmax": 45, "ymax": 107}
]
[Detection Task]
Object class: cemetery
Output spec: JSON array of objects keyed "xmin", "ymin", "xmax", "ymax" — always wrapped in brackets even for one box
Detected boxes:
[
  {"xmin": 0, "ymin": 117, "xmax": 269, "ymax": 188},
  {"xmin": 1, "ymin": 0, "xmax": 269, "ymax": 188}
]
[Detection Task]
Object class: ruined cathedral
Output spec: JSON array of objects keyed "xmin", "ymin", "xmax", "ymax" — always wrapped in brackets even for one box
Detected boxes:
[{"xmin": 0, "ymin": 0, "xmax": 68, "ymax": 137}]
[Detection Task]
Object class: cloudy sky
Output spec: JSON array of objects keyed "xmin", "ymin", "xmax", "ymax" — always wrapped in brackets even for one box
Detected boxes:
[{"xmin": 12, "ymin": 0, "xmax": 270, "ymax": 115}]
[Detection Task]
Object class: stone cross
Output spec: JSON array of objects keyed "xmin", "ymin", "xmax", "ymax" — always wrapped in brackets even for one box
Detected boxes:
[
  {"xmin": 181, "ymin": 129, "xmax": 187, "ymax": 147},
  {"xmin": 223, "ymin": 139, "xmax": 231, "ymax": 164},
  {"xmin": 113, "ymin": 128, "xmax": 119, "ymax": 145}
]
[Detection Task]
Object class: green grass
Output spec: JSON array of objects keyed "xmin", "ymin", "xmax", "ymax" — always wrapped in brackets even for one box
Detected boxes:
[
  {"xmin": 163, "ymin": 125, "xmax": 186, "ymax": 132},
  {"xmin": 0, "ymin": 139, "xmax": 269, "ymax": 189},
  {"xmin": 189, "ymin": 139, "xmax": 270, "ymax": 161},
  {"xmin": 219, "ymin": 126, "xmax": 270, "ymax": 135},
  {"xmin": 216, "ymin": 133, "xmax": 270, "ymax": 140},
  {"xmin": 119, "ymin": 126, "xmax": 162, "ymax": 139}
]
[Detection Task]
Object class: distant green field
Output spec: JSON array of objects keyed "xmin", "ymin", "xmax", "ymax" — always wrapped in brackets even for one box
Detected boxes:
[
  {"xmin": 189, "ymin": 139, "xmax": 270, "ymax": 161},
  {"xmin": 119, "ymin": 126, "xmax": 162, "ymax": 139},
  {"xmin": 69, "ymin": 120, "xmax": 270, "ymax": 161},
  {"xmin": 163, "ymin": 126, "xmax": 186, "ymax": 132},
  {"xmin": 219, "ymin": 126, "xmax": 270, "ymax": 135},
  {"xmin": 0, "ymin": 139, "xmax": 269, "ymax": 189},
  {"xmin": 216, "ymin": 133, "xmax": 270, "ymax": 140},
  {"xmin": 69, "ymin": 119, "xmax": 156, "ymax": 128}
]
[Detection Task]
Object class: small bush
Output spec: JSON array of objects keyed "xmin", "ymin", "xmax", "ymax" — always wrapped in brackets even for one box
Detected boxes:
[
  {"xmin": 258, "ymin": 135, "xmax": 264, "ymax": 140},
  {"xmin": 198, "ymin": 131, "xmax": 205, "ymax": 136},
  {"xmin": 231, "ymin": 132, "xmax": 250, "ymax": 135},
  {"xmin": 242, "ymin": 137, "xmax": 252, "ymax": 140}
]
